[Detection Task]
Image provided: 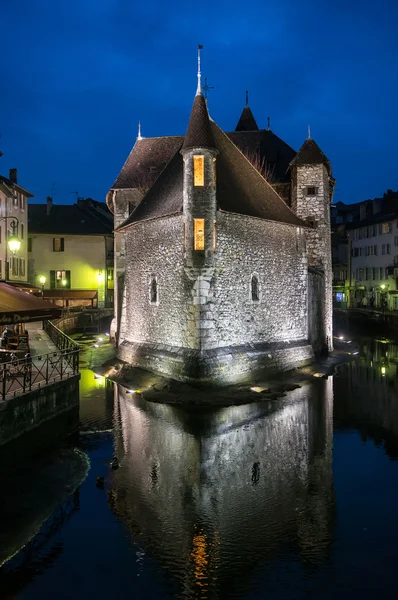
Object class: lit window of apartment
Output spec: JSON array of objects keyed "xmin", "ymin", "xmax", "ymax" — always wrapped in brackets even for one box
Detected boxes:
[
  {"xmin": 53, "ymin": 238, "xmax": 65, "ymax": 252},
  {"xmin": 50, "ymin": 270, "xmax": 71, "ymax": 288}
]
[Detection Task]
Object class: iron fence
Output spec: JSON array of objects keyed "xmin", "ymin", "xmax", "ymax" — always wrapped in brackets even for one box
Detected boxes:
[
  {"xmin": 0, "ymin": 348, "xmax": 80, "ymax": 401},
  {"xmin": 43, "ymin": 319, "xmax": 79, "ymax": 352}
]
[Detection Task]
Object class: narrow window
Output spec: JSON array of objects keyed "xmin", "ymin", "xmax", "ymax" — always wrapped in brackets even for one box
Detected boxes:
[
  {"xmin": 213, "ymin": 220, "xmax": 216, "ymax": 251},
  {"xmin": 53, "ymin": 237, "xmax": 64, "ymax": 252},
  {"xmin": 183, "ymin": 221, "xmax": 186, "ymax": 252},
  {"xmin": 306, "ymin": 186, "xmax": 317, "ymax": 196},
  {"xmin": 193, "ymin": 156, "xmax": 204, "ymax": 186},
  {"xmin": 212, "ymin": 157, "xmax": 216, "ymax": 189},
  {"xmin": 28, "ymin": 237, "xmax": 32, "ymax": 252},
  {"xmin": 251, "ymin": 275, "xmax": 260, "ymax": 302},
  {"xmin": 150, "ymin": 277, "xmax": 158, "ymax": 304},
  {"xmin": 194, "ymin": 219, "xmax": 205, "ymax": 250},
  {"xmin": 21, "ymin": 223, "xmax": 24, "ymax": 239}
]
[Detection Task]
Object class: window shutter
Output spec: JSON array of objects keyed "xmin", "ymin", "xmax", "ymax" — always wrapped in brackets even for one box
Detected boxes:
[
  {"xmin": 53, "ymin": 238, "xmax": 56, "ymax": 251},
  {"xmin": 50, "ymin": 270, "xmax": 56, "ymax": 289},
  {"xmin": 66, "ymin": 270, "xmax": 71, "ymax": 288},
  {"xmin": 61, "ymin": 238, "xmax": 65, "ymax": 251}
]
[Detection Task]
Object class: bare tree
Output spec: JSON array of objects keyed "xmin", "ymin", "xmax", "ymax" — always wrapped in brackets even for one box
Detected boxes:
[{"xmin": 243, "ymin": 150, "xmax": 276, "ymax": 184}]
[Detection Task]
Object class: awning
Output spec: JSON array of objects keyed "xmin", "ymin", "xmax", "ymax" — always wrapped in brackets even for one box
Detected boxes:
[
  {"xmin": 38, "ymin": 290, "xmax": 98, "ymax": 300},
  {"xmin": 0, "ymin": 282, "xmax": 62, "ymax": 324}
]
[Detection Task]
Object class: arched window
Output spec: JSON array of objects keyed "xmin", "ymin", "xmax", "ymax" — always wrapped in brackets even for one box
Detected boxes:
[
  {"xmin": 251, "ymin": 274, "xmax": 259, "ymax": 302},
  {"xmin": 150, "ymin": 277, "xmax": 158, "ymax": 304}
]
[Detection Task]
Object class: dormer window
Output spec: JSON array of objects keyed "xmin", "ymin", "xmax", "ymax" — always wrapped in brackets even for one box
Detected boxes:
[
  {"xmin": 193, "ymin": 156, "xmax": 204, "ymax": 186},
  {"xmin": 306, "ymin": 186, "xmax": 318, "ymax": 196},
  {"xmin": 194, "ymin": 219, "xmax": 205, "ymax": 250}
]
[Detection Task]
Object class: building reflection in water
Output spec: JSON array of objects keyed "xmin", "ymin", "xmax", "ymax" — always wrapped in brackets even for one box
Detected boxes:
[
  {"xmin": 108, "ymin": 380, "xmax": 334, "ymax": 598},
  {"xmin": 334, "ymin": 338, "xmax": 398, "ymax": 458}
]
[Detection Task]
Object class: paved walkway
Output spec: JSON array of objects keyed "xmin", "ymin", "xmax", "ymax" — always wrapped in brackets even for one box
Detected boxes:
[{"xmin": 24, "ymin": 322, "xmax": 59, "ymax": 360}]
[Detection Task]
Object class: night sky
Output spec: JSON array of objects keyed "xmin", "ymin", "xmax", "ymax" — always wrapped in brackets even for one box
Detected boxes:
[{"xmin": 1, "ymin": 0, "xmax": 397, "ymax": 206}]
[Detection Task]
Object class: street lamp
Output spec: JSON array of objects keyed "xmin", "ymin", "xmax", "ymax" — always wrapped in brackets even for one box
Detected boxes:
[
  {"xmin": 39, "ymin": 275, "xmax": 46, "ymax": 298},
  {"xmin": 0, "ymin": 216, "xmax": 21, "ymax": 254},
  {"xmin": 61, "ymin": 278, "xmax": 67, "ymax": 309}
]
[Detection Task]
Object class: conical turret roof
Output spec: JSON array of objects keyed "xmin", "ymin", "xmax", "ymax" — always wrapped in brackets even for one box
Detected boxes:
[
  {"xmin": 235, "ymin": 106, "xmax": 259, "ymax": 132},
  {"xmin": 181, "ymin": 93, "xmax": 215, "ymax": 151},
  {"xmin": 290, "ymin": 138, "xmax": 331, "ymax": 174}
]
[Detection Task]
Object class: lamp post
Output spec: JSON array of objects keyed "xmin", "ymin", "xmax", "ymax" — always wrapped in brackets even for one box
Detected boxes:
[
  {"xmin": 61, "ymin": 278, "xmax": 67, "ymax": 309},
  {"xmin": 39, "ymin": 275, "xmax": 46, "ymax": 298},
  {"xmin": 0, "ymin": 217, "xmax": 21, "ymax": 280}
]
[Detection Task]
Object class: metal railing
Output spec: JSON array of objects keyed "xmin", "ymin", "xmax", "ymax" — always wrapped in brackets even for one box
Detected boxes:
[
  {"xmin": 0, "ymin": 348, "xmax": 80, "ymax": 401},
  {"xmin": 43, "ymin": 319, "xmax": 79, "ymax": 352}
]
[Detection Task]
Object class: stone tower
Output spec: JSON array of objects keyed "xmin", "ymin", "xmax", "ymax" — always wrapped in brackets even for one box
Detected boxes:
[
  {"xmin": 180, "ymin": 87, "xmax": 219, "ymax": 351},
  {"xmin": 290, "ymin": 136, "xmax": 335, "ymax": 352}
]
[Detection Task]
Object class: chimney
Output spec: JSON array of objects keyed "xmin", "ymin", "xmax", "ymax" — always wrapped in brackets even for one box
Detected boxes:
[
  {"xmin": 9, "ymin": 168, "xmax": 17, "ymax": 184},
  {"xmin": 46, "ymin": 196, "xmax": 53, "ymax": 216}
]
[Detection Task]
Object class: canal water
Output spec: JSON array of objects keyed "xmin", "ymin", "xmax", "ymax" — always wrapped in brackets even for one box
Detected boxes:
[{"xmin": 1, "ymin": 331, "xmax": 398, "ymax": 599}]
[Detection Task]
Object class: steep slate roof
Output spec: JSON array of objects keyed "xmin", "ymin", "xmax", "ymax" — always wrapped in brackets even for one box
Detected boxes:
[
  {"xmin": 117, "ymin": 119, "xmax": 305, "ymax": 230},
  {"xmin": 182, "ymin": 93, "xmax": 215, "ymax": 150},
  {"xmin": 227, "ymin": 129, "xmax": 296, "ymax": 182},
  {"xmin": 289, "ymin": 138, "xmax": 331, "ymax": 174},
  {"xmin": 112, "ymin": 136, "xmax": 183, "ymax": 189},
  {"xmin": 235, "ymin": 106, "xmax": 259, "ymax": 131},
  {"xmin": 28, "ymin": 201, "xmax": 113, "ymax": 235}
]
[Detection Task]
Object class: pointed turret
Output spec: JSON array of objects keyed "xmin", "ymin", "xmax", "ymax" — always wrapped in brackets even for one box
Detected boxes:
[
  {"xmin": 290, "ymin": 138, "xmax": 331, "ymax": 175},
  {"xmin": 182, "ymin": 93, "xmax": 215, "ymax": 151},
  {"xmin": 235, "ymin": 91, "xmax": 259, "ymax": 132}
]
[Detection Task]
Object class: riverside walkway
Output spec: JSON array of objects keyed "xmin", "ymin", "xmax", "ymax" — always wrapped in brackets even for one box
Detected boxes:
[{"xmin": 0, "ymin": 322, "xmax": 79, "ymax": 401}]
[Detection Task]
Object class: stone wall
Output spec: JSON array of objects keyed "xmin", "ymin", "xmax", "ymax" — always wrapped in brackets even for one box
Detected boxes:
[
  {"xmin": 122, "ymin": 215, "xmax": 191, "ymax": 348},
  {"xmin": 118, "ymin": 210, "xmax": 313, "ymax": 382},
  {"xmin": 204, "ymin": 212, "xmax": 308, "ymax": 349},
  {"xmin": 0, "ymin": 376, "xmax": 80, "ymax": 459}
]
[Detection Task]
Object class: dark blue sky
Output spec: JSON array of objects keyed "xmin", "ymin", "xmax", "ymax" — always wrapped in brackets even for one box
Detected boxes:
[{"xmin": 1, "ymin": 0, "xmax": 397, "ymax": 205}]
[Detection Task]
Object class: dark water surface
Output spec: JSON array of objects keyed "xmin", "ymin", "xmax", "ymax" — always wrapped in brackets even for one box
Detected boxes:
[{"xmin": 1, "ymin": 333, "xmax": 398, "ymax": 599}]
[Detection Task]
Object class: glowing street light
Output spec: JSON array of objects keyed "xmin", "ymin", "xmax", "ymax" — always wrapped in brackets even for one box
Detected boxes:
[{"xmin": 39, "ymin": 275, "xmax": 46, "ymax": 298}]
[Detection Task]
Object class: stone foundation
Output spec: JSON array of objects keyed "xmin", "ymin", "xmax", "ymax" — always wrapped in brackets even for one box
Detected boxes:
[{"xmin": 118, "ymin": 340, "xmax": 314, "ymax": 385}]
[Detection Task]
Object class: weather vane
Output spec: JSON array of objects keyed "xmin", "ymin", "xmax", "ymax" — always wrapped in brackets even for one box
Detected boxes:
[{"xmin": 203, "ymin": 77, "xmax": 214, "ymax": 100}]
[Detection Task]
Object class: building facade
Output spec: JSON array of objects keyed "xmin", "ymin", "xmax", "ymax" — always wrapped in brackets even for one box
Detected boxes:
[
  {"xmin": 335, "ymin": 190, "xmax": 398, "ymax": 310},
  {"xmin": 107, "ymin": 76, "xmax": 335, "ymax": 384},
  {"xmin": 28, "ymin": 197, "xmax": 114, "ymax": 308},
  {"xmin": 0, "ymin": 168, "xmax": 32, "ymax": 286}
]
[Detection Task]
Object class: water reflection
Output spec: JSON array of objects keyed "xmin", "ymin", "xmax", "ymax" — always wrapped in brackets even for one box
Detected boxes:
[
  {"xmin": 334, "ymin": 338, "xmax": 398, "ymax": 458},
  {"xmin": 109, "ymin": 380, "xmax": 334, "ymax": 598}
]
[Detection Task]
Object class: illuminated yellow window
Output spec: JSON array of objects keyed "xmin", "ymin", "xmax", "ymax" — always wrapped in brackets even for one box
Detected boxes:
[
  {"xmin": 194, "ymin": 219, "xmax": 205, "ymax": 250},
  {"xmin": 212, "ymin": 157, "xmax": 216, "ymax": 189},
  {"xmin": 193, "ymin": 155, "xmax": 204, "ymax": 186}
]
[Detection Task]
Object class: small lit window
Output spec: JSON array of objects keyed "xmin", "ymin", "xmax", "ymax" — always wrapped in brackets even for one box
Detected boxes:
[
  {"xmin": 150, "ymin": 277, "xmax": 158, "ymax": 304},
  {"xmin": 306, "ymin": 187, "xmax": 317, "ymax": 196},
  {"xmin": 251, "ymin": 274, "xmax": 260, "ymax": 302},
  {"xmin": 53, "ymin": 237, "xmax": 64, "ymax": 252},
  {"xmin": 194, "ymin": 219, "xmax": 205, "ymax": 250},
  {"xmin": 193, "ymin": 156, "xmax": 204, "ymax": 186}
]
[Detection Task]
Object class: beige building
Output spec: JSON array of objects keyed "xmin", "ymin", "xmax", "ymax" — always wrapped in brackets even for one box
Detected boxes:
[
  {"xmin": 28, "ymin": 198, "xmax": 114, "ymax": 308},
  {"xmin": 0, "ymin": 168, "xmax": 32, "ymax": 286}
]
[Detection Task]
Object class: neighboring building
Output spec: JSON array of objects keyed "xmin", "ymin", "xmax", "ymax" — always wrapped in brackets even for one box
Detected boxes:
[
  {"xmin": 346, "ymin": 190, "xmax": 398, "ymax": 310},
  {"xmin": 331, "ymin": 202, "xmax": 360, "ymax": 308},
  {"xmin": 106, "ymin": 71, "xmax": 335, "ymax": 384},
  {"xmin": 28, "ymin": 197, "xmax": 114, "ymax": 308},
  {"xmin": 0, "ymin": 168, "xmax": 33, "ymax": 287}
]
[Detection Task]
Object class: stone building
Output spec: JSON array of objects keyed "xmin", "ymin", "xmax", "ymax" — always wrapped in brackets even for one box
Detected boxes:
[
  {"xmin": 0, "ymin": 168, "xmax": 32, "ymax": 286},
  {"xmin": 106, "ymin": 68, "xmax": 335, "ymax": 384}
]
